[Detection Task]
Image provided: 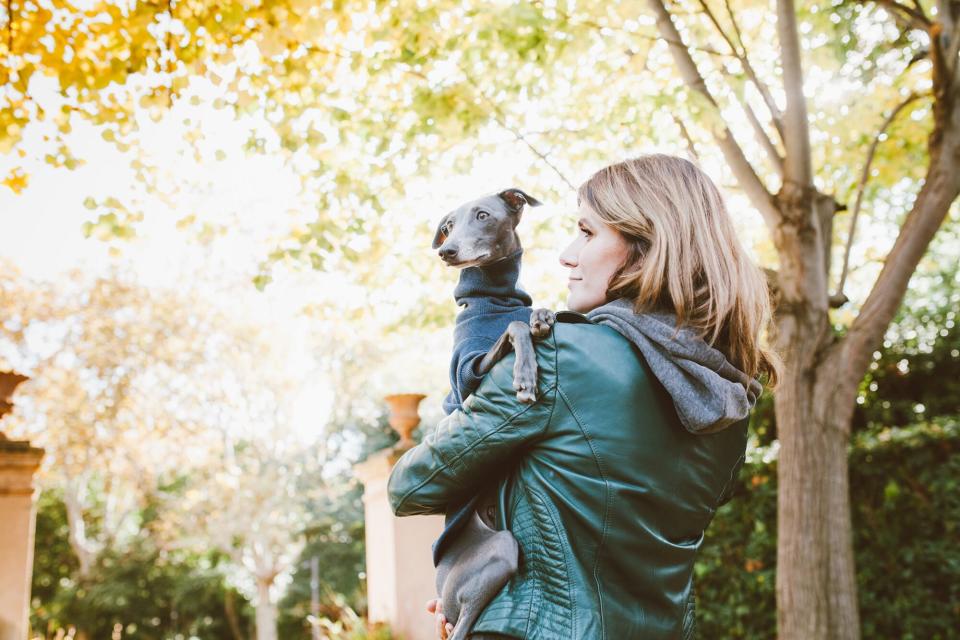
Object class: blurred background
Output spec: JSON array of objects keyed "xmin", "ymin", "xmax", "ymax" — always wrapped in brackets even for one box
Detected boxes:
[{"xmin": 0, "ymin": 0, "xmax": 957, "ymax": 638}]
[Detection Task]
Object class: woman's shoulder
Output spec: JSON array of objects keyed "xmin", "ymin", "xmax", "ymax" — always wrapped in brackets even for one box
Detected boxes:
[
  {"xmin": 543, "ymin": 310, "xmax": 651, "ymax": 385},
  {"xmin": 551, "ymin": 310, "xmax": 636, "ymax": 351}
]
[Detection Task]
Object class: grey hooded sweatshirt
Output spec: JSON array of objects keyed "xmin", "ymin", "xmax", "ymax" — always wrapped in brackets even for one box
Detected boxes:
[{"xmin": 585, "ymin": 297, "xmax": 762, "ymax": 434}]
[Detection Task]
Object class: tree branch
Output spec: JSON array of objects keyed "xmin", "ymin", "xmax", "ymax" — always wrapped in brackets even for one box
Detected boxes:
[
  {"xmin": 550, "ymin": 6, "xmax": 740, "ymax": 59},
  {"xmin": 777, "ymin": 0, "xmax": 813, "ymax": 187},
  {"xmin": 835, "ymin": 92, "xmax": 926, "ymax": 298},
  {"xmin": 739, "ymin": 83, "xmax": 786, "ymax": 178},
  {"xmin": 911, "ymin": 0, "xmax": 929, "ymax": 21},
  {"xmin": 5, "ymin": 0, "xmax": 12, "ymax": 55},
  {"xmin": 946, "ymin": 20, "xmax": 960, "ymax": 79},
  {"xmin": 862, "ymin": 0, "xmax": 933, "ymax": 30},
  {"xmin": 674, "ymin": 114, "xmax": 701, "ymax": 161},
  {"xmin": 645, "ymin": 0, "xmax": 781, "ymax": 228},
  {"xmin": 837, "ymin": 109, "xmax": 960, "ymax": 393},
  {"xmin": 692, "ymin": 0, "xmax": 786, "ymax": 175},
  {"xmin": 701, "ymin": 0, "xmax": 787, "ymax": 141},
  {"xmin": 457, "ymin": 64, "xmax": 578, "ymax": 192}
]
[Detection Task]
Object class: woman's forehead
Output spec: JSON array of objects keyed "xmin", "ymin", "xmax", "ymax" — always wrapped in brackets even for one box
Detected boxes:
[{"xmin": 578, "ymin": 203, "xmax": 603, "ymax": 225}]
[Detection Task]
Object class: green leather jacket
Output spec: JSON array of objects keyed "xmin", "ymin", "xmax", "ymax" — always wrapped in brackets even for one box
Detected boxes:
[{"xmin": 388, "ymin": 311, "xmax": 748, "ymax": 639}]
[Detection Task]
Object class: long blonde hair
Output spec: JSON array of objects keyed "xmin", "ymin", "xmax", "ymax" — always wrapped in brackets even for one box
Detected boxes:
[{"xmin": 579, "ymin": 154, "xmax": 782, "ymax": 390}]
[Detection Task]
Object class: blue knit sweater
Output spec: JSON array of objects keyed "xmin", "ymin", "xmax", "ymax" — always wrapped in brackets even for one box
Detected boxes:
[
  {"xmin": 433, "ymin": 248, "xmax": 533, "ymax": 566},
  {"xmin": 441, "ymin": 248, "xmax": 533, "ymax": 415}
]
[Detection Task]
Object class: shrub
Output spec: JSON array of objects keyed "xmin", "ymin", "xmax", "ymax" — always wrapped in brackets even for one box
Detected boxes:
[{"xmin": 695, "ymin": 418, "xmax": 960, "ymax": 639}]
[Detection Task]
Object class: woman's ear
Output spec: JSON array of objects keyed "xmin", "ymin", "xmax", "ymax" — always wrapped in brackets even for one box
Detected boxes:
[
  {"xmin": 499, "ymin": 189, "xmax": 543, "ymax": 213},
  {"xmin": 432, "ymin": 214, "xmax": 450, "ymax": 249}
]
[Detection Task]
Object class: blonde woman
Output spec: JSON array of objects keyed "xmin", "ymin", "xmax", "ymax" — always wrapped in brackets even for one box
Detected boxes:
[{"xmin": 389, "ymin": 154, "xmax": 781, "ymax": 639}]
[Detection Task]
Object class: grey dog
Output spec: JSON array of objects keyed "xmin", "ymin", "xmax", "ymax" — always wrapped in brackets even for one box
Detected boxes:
[{"xmin": 432, "ymin": 188, "xmax": 555, "ymax": 639}]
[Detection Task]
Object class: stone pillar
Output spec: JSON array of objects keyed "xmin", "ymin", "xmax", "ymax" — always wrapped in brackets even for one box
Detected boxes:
[
  {"xmin": 0, "ymin": 372, "xmax": 44, "ymax": 640},
  {"xmin": 354, "ymin": 394, "xmax": 444, "ymax": 640}
]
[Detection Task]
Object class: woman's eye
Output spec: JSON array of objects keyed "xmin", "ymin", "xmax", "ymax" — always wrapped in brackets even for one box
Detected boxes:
[
  {"xmin": 477, "ymin": 211, "xmax": 488, "ymax": 220},
  {"xmin": 580, "ymin": 226, "xmax": 591, "ymax": 237}
]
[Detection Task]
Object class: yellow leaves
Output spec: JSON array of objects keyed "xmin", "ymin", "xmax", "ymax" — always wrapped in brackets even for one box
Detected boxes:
[
  {"xmin": 2, "ymin": 167, "xmax": 29, "ymax": 194},
  {"xmin": 176, "ymin": 214, "xmax": 198, "ymax": 230}
]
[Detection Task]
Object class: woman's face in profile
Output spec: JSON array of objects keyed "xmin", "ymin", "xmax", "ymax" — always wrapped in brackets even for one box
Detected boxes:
[{"xmin": 559, "ymin": 204, "xmax": 631, "ymax": 313}]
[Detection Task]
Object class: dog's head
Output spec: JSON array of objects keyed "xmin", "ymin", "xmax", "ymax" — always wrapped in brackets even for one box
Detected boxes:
[{"xmin": 432, "ymin": 188, "xmax": 543, "ymax": 268}]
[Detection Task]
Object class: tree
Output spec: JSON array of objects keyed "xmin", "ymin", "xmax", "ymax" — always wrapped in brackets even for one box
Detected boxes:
[
  {"xmin": 638, "ymin": 3, "xmax": 959, "ymax": 637},
  {"xmin": 0, "ymin": 261, "xmax": 232, "ymax": 579},
  {"xmin": 5, "ymin": 1, "xmax": 959, "ymax": 637},
  {"xmin": 0, "ymin": 261, "xmax": 333, "ymax": 640}
]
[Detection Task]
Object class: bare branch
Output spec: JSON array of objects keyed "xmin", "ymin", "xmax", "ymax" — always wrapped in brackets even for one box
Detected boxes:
[
  {"xmin": 645, "ymin": 0, "xmax": 781, "ymax": 228},
  {"xmin": 835, "ymin": 92, "xmax": 927, "ymax": 297},
  {"xmin": 673, "ymin": 114, "xmax": 701, "ymax": 161},
  {"xmin": 550, "ymin": 6, "xmax": 740, "ymax": 59},
  {"xmin": 724, "ymin": 0, "xmax": 787, "ymax": 140},
  {"xmin": 777, "ymin": 0, "xmax": 813, "ymax": 187},
  {"xmin": 862, "ymin": 0, "xmax": 933, "ymax": 30},
  {"xmin": 698, "ymin": 0, "xmax": 786, "ymax": 141},
  {"xmin": 736, "ymin": 81, "xmax": 786, "ymax": 178},
  {"xmin": 946, "ymin": 21, "xmax": 960, "ymax": 79},
  {"xmin": 456, "ymin": 63, "xmax": 578, "ymax": 192},
  {"xmin": 633, "ymin": 30, "xmax": 736, "ymax": 58},
  {"xmin": 5, "ymin": 0, "xmax": 13, "ymax": 55},
  {"xmin": 937, "ymin": 0, "xmax": 958, "ymax": 33},
  {"xmin": 911, "ymin": 0, "xmax": 928, "ymax": 20},
  {"xmin": 692, "ymin": 0, "xmax": 786, "ymax": 174},
  {"xmin": 837, "ymin": 115, "xmax": 960, "ymax": 391}
]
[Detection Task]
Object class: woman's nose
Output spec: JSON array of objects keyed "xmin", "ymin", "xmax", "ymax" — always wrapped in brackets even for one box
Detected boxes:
[{"xmin": 559, "ymin": 241, "xmax": 578, "ymax": 269}]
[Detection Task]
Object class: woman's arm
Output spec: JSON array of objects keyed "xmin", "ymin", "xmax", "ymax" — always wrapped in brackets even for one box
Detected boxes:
[{"xmin": 388, "ymin": 337, "xmax": 557, "ymax": 516}]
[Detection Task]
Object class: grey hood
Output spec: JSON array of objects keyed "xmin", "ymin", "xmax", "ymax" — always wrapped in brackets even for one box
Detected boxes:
[{"xmin": 585, "ymin": 297, "xmax": 762, "ymax": 434}]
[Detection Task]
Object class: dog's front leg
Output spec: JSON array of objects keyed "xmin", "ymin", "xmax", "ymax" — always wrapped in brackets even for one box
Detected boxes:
[{"xmin": 475, "ymin": 320, "xmax": 540, "ymax": 404}]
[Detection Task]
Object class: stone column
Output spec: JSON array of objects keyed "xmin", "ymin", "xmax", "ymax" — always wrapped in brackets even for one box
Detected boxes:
[
  {"xmin": 0, "ymin": 371, "xmax": 44, "ymax": 640},
  {"xmin": 354, "ymin": 394, "xmax": 444, "ymax": 640}
]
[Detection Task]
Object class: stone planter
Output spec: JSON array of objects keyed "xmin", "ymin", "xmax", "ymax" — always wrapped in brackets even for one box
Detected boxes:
[
  {"xmin": 0, "ymin": 371, "xmax": 29, "ymax": 438},
  {"xmin": 383, "ymin": 393, "xmax": 427, "ymax": 450}
]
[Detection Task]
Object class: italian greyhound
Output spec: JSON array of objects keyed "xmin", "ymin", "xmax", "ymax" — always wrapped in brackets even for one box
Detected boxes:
[{"xmin": 431, "ymin": 188, "xmax": 555, "ymax": 639}]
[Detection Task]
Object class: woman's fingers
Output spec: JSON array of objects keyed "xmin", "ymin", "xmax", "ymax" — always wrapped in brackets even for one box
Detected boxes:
[{"xmin": 431, "ymin": 599, "xmax": 448, "ymax": 640}]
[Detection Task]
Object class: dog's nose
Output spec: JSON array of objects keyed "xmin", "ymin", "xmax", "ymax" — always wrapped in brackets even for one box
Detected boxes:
[{"xmin": 439, "ymin": 247, "xmax": 458, "ymax": 260}]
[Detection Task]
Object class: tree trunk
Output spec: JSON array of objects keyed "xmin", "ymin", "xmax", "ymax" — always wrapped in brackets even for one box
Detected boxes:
[
  {"xmin": 823, "ymin": 397, "xmax": 861, "ymax": 640},
  {"xmin": 773, "ymin": 306, "xmax": 864, "ymax": 640},
  {"xmin": 63, "ymin": 478, "xmax": 97, "ymax": 579},
  {"xmin": 225, "ymin": 588, "xmax": 247, "ymax": 640},
  {"xmin": 254, "ymin": 578, "xmax": 278, "ymax": 640},
  {"xmin": 768, "ymin": 186, "xmax": 843, "ymax": 640},
  {"xmin": 772, "ymin": 314, "xmax": 830, "ymax": 639}
]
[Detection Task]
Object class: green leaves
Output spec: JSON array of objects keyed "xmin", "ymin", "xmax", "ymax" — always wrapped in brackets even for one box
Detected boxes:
[{"xmin": 696, "ymin": 418, "xmax": 960, "ymax": 639}]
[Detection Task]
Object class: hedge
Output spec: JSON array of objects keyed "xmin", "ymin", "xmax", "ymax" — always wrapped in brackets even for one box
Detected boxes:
[{"xmin": 695, "ymin": 418, "xmax": 960, "ymax": 639}]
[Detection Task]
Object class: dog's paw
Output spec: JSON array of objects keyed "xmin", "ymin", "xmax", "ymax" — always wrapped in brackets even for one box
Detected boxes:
[
  {"xmin": 515, "ymin": 387, "xmax": 537, "ymax": 404},
  {"xmin": 530, "ymin": 308, "xmax": 555, "ymax": 339},
  {"xmin": 513, "ymin": 370, "xmax": 538, "ymax": 404}
]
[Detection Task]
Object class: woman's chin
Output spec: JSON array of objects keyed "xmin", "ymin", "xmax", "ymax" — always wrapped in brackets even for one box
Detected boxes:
[{"xmin": 565, "ymin": 294, "xmax": 592, "ymax": 314}]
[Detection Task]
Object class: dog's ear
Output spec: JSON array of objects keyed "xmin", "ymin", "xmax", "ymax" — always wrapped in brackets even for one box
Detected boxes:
[
  {"xmin": 499, "ymin": 189, "xmax": 543, "ymax": 213},
  {"xmin": 432, "ymin": 215, "xmax": 450, "ymax": 249}
]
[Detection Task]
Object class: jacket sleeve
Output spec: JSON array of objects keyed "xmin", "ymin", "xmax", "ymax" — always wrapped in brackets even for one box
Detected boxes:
[{"xmin": 388, "ymin": 334, "xmax": 558, "ymax": 516}]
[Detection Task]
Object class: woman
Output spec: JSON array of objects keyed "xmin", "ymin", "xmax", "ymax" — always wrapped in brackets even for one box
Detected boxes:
[{"xmin": 388, "ymin": 154, "xmax": 781, "ymax": 639}]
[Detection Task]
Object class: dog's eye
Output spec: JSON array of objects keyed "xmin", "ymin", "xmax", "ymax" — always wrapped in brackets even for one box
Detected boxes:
[
  {"xmin": 443, "ymin": 222, "xmax": 453, "ymax": 234},
  {"xmin": 477, "ymin": 211, "xmax": 489, "ymax": 220}
]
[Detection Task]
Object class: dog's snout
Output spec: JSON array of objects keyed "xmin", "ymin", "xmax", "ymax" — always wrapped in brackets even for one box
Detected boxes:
[{"xmin": 439, "ymin": 246, "xmax": 458, "ymax": 260}]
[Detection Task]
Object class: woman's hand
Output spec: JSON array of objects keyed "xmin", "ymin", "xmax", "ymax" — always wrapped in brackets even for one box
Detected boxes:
[{"xmin": 426, "ymin": 598, "xmax": 455, "ymax": 639}]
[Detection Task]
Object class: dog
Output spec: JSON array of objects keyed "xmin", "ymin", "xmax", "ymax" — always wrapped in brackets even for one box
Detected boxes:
[{"xmin": 430, "ymin": 188, "xmax": 555, "ymax": 639}]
